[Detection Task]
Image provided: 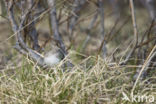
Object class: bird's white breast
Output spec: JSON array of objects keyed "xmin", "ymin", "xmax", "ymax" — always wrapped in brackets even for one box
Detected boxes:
[{"xmin": 44, "ymin": 53, "xmax": 60, "ymax": 67}]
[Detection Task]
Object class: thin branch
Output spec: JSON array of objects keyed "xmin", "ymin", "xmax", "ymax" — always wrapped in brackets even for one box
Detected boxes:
[
  {"xmin": 48, "ymin": 0, "xmax": 67, "ymax": 56},
  {"xmin": 81, "ymin": 12, "xmax": 98, "ymax": 51},
  {"xmin": 120, "ymin": 0, "xmax": 138, "ymax": 65},
  {"xmin": 98, "ymin": 0, "xmax": 107, "ymax": 58},
  {"xmin": 26, "ymin": 0, "xmax": 40, "ymax": 51},
  {"xmin": 68, "ymin": 0, "xmax": 86, "ymax": 37},
  {"xmin": 108, "ymin": 16, "xmax": 130, "ymax": 42}
]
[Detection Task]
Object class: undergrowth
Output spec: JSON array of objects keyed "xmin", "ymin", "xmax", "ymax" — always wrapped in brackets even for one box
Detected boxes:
[{"xmin": 0, "ymin": 52, "xmax": 155, "ymax": 104}]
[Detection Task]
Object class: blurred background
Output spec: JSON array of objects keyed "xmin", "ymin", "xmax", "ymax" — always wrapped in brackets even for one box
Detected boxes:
[{"xmin": 0, "ymin": 0, "xmax": 155, "ymax": 68}]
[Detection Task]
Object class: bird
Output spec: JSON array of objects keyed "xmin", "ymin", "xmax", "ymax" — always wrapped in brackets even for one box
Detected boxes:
[
  {"xmin": 43, "ymin": 39, "xmax": 65, "ymax": 67},
  {"xmin": 37, "ymin": 31, "xmax": 66, "ymax": 67}
]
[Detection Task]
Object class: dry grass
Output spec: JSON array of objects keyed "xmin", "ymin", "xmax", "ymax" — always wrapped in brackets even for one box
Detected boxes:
[{"xmin": 0, "ymin": 51, "xmax": 155, "ymax": 104}]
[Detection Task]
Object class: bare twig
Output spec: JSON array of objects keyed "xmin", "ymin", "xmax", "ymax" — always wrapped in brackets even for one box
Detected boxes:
[
  {"xmin": 25, "ymin": 0, "xmax": 40, "ymax": 51},
  {"xmin": 68, "ymin": 0, "xmax": 86, "ymax": 38},
  {"xmin": 48, "ymin": 0, "xmax": 67, "ymax": 56},
  {"xmin": 108, "ymin": 16, "xmax": 130, "ymax": 42},
  {"xmin": 106, "ymin": 17, "xmax": 120, "ymax": 43},
  {"xmin": 120, "ymin": 0, "xmax": 138, "ymax": 65},
  {"xmin": 81, "ymin": 12, "xmax": 98, "ymax": 51},
  {"xmin": 98, "ymin": 0, "xmax": 107, "ymax": 58}
]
